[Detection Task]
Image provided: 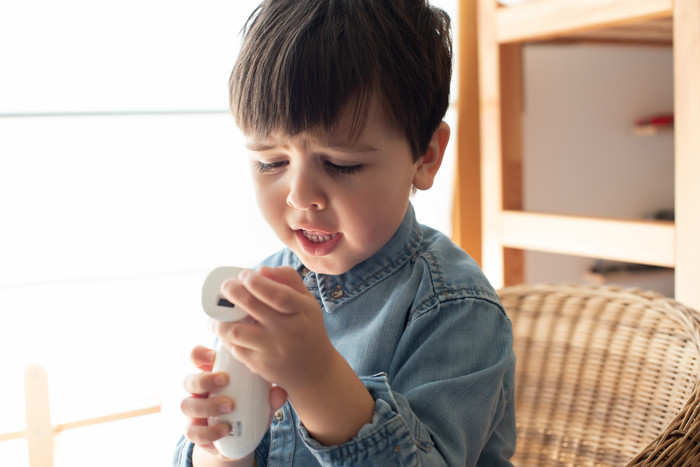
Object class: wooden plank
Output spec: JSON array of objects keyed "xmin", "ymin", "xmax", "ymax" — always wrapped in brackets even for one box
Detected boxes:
[
  {"xmin": 673, "ymin": 0, "xmax": 700, "ymax": 310},
  {"xmin": 499, "ymin": 211, "xmax": 676, "ymax": 267},
  {"xmin": 4, "ymin": 365, "xmax": 162, "ymax": 467},
  {"xmin": 478, "ymin": 0, "xmax": 506, "ymax": 288},
  {"xmin": 25, "ymin": 365, "xmax": 53, "ymax": 467},
  {"xmin": 54, "ymin": 402, "xmax": 161, "ymax": 433},
  {"xmin": 557, "ymin": 17, "xmax": 672, "ymax": 45},
  {"xmin": 452, "ymin": 0, "xmax": 483, "ymax": 265},
  {"xmin": 496, "ymin": 0, "xmax": 672, "ymax": 43},
  {"xmin": 0, "ymin": 429, "xmax": 26, "ymax": 442},
  {"xmin": 500, "ymin": 43, "xmax": 524, "ymax": 285}
]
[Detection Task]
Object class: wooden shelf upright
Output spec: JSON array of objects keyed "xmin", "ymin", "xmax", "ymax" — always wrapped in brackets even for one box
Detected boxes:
[{"xmin": 453, "ymin": 0, "xmax": 700, "ymax": 309}]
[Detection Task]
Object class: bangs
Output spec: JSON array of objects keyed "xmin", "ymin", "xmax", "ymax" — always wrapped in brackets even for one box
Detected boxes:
[
  {"xmin": 228, "ymin": 0, "xmax": 452, "ymax": 160},
  {"xmin": 229, "ymin": 1, "xmax": 381, "ymax": 140}
]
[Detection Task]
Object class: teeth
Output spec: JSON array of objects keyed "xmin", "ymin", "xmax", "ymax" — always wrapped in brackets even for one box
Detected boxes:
[{"xmin": 302, "ymin": 230, "xmax": 336, "ymax": 243}]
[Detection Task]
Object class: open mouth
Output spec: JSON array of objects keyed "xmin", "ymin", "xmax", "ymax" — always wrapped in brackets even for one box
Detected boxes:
[
  {"xmin": 301, "ymin": 230, "xmax": 338, "ymax": 243},
  {"xmin": 295, "ymin": 229, "xmax": 342, "ymax": 256}
]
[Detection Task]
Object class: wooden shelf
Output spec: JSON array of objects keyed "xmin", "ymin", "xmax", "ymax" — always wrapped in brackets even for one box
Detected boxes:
[
  {"xmin": 499, "ymin": 211, "xmax": 675, "ymax": 267},
  {"xmin": 584, "ymin": 265, "xmax": 674, "ymax": 286},
  {"xmin": 549, "ymin": 18, "xmax": 672, "ymax": 46},
  {"xmin": 456, "ymin": 0, "xmax": 700, "ymax": 309},
  {"xmin": 495, "ymin": 0, "xmax": 672, "ymax": 44}
]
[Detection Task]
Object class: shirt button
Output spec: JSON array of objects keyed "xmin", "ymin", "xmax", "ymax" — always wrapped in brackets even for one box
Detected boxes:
[
  {"xmin": 331, "ymin": 285, "xmax": 344, "ymax": 300},
  {"xmin": 273, "ymin": 409, "xmax": 284, "ymax": 422}
]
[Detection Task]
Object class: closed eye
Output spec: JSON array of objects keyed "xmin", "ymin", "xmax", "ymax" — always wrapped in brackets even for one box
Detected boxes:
[
  {"xmin": 324, "ymin": 161, "xmax": 364, "ymax": 176},
  {"xmin": 256, "ymin": 160, "xmax": 288, "ymax": 174}
]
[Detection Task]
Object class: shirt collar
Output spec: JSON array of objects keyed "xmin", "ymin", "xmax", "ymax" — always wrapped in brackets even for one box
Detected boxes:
[{"xmin": 293, "ymin": 203, "xmax": 423, "ymax": 313}]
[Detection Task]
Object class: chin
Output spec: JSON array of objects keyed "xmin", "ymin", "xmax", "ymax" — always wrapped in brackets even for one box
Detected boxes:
[
  {"xmin": 305, "ymin": 263, "xmax": 349, "ymax": 276},
  {"xmin": 299, "ymin": 256, "xmax": 355, "ymax": 276}
]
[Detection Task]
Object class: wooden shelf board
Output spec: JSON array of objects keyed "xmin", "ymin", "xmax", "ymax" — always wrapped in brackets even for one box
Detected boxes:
[
  {"xmin": 496, "ymin": 0, "xmax": 673, "ymax": 44},
  {"xmin": 550, "ymin": 18, "xmax": 672, "ymax": 46},
  {"xmin": 584, "ymin": 267, "xmax": 673, "ymax": 286},
  {"xmin": 499, "ymin": 211, "xmax": 676, "ymax": 267}
]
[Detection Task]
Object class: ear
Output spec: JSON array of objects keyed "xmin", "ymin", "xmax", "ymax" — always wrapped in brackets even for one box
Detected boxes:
[{"xmin": 413, "ymin": 121, "xmax": 450, "ymax": 191}]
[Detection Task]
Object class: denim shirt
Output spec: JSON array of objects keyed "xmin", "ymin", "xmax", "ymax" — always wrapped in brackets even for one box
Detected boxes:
[{"xmin": 174, "ymin": 204, "xmax": 515, "ymax": 466}]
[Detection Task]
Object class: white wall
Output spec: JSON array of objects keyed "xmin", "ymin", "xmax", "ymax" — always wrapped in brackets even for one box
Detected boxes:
[{"xmin": 521, "ymin": 43, "xmax": 675, "ymax": 295}]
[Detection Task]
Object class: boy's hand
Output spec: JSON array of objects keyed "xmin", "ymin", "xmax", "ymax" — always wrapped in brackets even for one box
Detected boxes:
[
  {"xmin": 180, "ymin": 345, "xmax": 288, "ymax": 461},
  {"xmin": 214, "ymin": 266, "xmax": 336, "ymax": 395},
  {"xmin": 181, "ymin": 345, "xmax": 235, "ymax": 459},
  {"xmin": 214, "ymin": 266, "xmax": 374, "ymax": 446}
]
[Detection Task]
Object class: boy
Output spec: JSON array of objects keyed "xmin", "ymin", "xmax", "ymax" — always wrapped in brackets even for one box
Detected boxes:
[{"xmin": 175, "ymin": 0, "xmax": 515, "ymax": 465}]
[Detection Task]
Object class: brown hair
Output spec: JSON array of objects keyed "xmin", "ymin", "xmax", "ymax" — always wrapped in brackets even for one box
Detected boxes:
[{"xmin": 229, "ymin": 0, "xmax": 452, "ymax": 161}]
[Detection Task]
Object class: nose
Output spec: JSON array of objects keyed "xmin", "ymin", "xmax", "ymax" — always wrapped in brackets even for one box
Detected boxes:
[{"xmin": 286, "ymin": 169, "xmax": 326, "ymax": 211}]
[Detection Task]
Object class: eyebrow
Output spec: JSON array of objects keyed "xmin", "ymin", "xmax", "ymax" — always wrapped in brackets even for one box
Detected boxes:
[
  {"xmin": 246, "ymin": 139, "xmax": 378, "ymax": 154},
  {"xmin": 324, "ymin": 142, "xmax": 378, "ymax": 153}
]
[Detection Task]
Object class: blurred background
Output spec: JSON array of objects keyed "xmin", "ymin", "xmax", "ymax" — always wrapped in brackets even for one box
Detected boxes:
[{"xmin": 0, "ymin": 1, "xmax": 457, "ymax": 465}]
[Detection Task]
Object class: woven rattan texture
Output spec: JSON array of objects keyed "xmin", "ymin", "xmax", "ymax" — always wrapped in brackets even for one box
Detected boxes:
[{"xmin": 498, "ymin": 284, "xmax": 700, "ymax": 466}]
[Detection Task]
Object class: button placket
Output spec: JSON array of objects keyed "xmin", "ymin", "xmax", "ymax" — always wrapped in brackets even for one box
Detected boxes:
[{"xmin": 267, "ymin": 404, "xmax": 295, "ymax": 463}]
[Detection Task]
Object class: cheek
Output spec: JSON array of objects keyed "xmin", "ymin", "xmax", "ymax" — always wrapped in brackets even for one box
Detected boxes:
[
  {"xmin": 253, "ymin": 181, "xmax": 285, "ymax": 222},
  {"xmin": 345, "ymin": 193, "xmax": 408, "ymax": 243}
]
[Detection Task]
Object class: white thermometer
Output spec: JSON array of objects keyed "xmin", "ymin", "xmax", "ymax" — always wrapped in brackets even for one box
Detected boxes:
[{"xmin": 201, "ymin": 266, "xmax": 271, "ymax": 459}]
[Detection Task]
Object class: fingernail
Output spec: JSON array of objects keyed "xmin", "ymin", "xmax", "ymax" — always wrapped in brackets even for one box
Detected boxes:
[
  {"xmin": 219, "ymin": 403, "xmax": 232, "ymax": 414},
  {"xmin": 238, "ymin": 269, "xmax": 250, "ymax": 280}
]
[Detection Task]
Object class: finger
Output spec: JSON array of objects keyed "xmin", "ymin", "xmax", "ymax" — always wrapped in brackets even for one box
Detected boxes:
[
  {"xmin": 270, "ymin": 385, "xmax": 288, "ymax": 411},
  {"xmin": 183, "ymin": 371, "xmax": 229, "ymax": 396},
  {"xmin": 259, "ymin": 266, "xmax": 308, "ymax": 292},
  {"xmin": 191, "ymin": 345, "xmax": 217, "ymax": 371},
  {"xmin": 220, "ymin": 278, "xmax": 276, "ymax": 325},
  {"xmin": 181, "ymin": 394, "xmax": 235, "ymax": 419},
  {"xmin": 184, "ymin": 418, "xmax": 230, "ymax": 447},
  {"xmin": 215, "ymin": 321, "xmax": 267, "ymax": 353},
  {"xmin": 239, "ymin": 268, "xmax": 308, "ymax": 314}
]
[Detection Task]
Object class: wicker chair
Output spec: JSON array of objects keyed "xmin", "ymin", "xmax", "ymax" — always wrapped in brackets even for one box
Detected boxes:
[{"xmin": 498, "ymin": 284, "xmax": 700, "ymax": 466}]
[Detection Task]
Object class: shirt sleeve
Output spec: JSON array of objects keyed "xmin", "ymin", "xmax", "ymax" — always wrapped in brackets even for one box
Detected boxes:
[
  {"xmin": 299, "ymin": 297, "xmax": 516, "ymax": 466},
  {"xmin": 173, "ymin": 435, "xmax": 195, "ymax": 467},
  {"xmin": 172, "ymin": 435, "xmax": 269, "ymax": 467}
]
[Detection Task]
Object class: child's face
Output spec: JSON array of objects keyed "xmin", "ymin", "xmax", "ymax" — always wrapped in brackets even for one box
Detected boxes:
[{"xmin": 246, "ymin": 98, "xmax": 422, "ymax": 275}]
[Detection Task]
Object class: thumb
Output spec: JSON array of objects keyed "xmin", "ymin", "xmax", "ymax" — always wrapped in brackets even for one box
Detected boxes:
[
  {"xmin": 270, "ymin": 384, "xmax": 288, "ymax": 411},
  {"xmin": 258, "ymin": 266, "xmax": 308, "ymax": 293}
]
